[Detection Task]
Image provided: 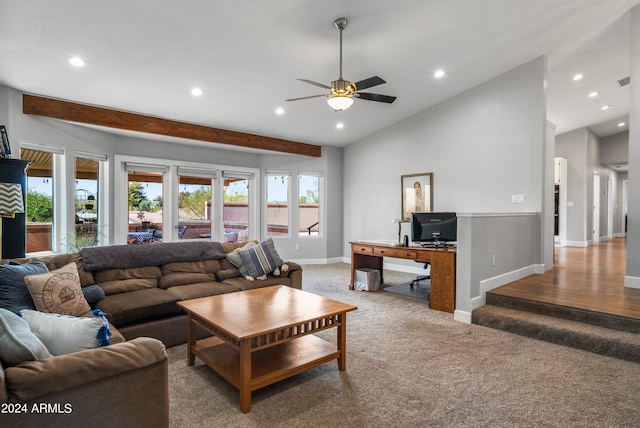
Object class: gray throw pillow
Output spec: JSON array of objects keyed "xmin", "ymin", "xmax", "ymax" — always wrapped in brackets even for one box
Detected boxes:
[
  {"xmin": 239, "ymin": 238, "xmax": 284, "ymax": 278},
  {"xmin": 0, "ymin": 307, "xmax": 51, "ymax": 367},
  {"xmin": 82, "ymin": 284, "xmax": 106, "ymax": 306},
  {"xmin": 0, "ymin": 261, "xmax": 48, "ymax": 313},
  {"xmin": 226, "ymin": 241, "xmax": 258, "ymax": 277}
]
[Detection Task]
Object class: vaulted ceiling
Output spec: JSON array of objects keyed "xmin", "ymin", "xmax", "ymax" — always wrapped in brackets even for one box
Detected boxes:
[{"xmin": 1, "ymin": 0, "xmax": 637, "ymax": 151}]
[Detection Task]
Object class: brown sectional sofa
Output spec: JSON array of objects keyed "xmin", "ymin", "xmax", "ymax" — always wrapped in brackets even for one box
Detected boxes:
[{"xmin": 1, "ymin": 240, "xmax": 301, "ymax": 427}]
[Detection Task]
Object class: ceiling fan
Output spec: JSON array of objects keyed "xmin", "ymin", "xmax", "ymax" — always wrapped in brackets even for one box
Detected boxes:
[{"xmin": 286, "ymin": 17, "xmax": 397, "ymax": 111}]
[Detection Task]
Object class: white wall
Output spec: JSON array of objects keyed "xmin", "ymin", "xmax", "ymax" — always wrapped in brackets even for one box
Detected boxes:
[
  {"xmin": 601, "ymin": 131, "xmax": 630, "ymax": 165},
  {"xmin": 626, "ymin": 4, "xmax": 640, "ymax": 286},
  {"xmin": 343, "ymin": 56, "xmax": 547, "ymax": 320}
]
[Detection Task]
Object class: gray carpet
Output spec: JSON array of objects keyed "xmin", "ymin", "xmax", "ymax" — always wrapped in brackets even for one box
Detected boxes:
[{"xmin": 167, "ymin": 264, "xmax": 640, "ymax": 427}]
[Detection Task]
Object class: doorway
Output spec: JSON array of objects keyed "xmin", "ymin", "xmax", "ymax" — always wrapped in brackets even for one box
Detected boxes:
[{"xmin": 593, "ymin": 173, "xmax": 600, "ymax": 244}]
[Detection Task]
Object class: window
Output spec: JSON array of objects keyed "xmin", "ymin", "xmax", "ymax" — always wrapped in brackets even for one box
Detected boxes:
[
  {"xmin": 178, "ymin": 167, "xmax": 216, "ymax": 241},
  {"xmin": 223, "ymin": 172, "xmax": 252, "ymax": 242},
  {"xmin": 266, "ymin": 172, "xmax": 290, "ymax": 237},
  {"xmin": 74, "ymin": 154, "xmax": 105, "ymax": 250},
  {"xmin": 298, "ymin": 173, "xmax": 321, "ymax": 237},
  {"xmin": 21, "ymin": 146, "xmax": 62, "ymax": 253},
  {"xmin": 125, "ymin": 163, "xmax": 165, "ymax": 244}
]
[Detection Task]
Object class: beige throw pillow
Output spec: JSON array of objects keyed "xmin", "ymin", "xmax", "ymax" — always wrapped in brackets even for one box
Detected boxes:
[{"xmin": 24, "ymin": 262, "xmax": 91, "ymax": 317}]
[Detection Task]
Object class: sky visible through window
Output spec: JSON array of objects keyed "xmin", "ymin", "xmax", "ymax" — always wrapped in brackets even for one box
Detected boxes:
[{"xmin": 28, "ymin": 176, "xmax": 318, "ymax": 204}]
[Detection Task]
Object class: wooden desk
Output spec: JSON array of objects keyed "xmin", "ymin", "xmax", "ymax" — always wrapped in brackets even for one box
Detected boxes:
[{"xmin": 350, "ymin": 241, "xmax": 456, "ymax": 313}]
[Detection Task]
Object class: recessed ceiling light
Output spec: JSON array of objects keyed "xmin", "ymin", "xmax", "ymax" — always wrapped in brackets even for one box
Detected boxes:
[
  {"xmin": 69, "ymin": 57, "xmax": 85, "ymax": 67},
  {"xmin": 191, "ymin": 88, "xmax": 204, "ymax": 96},
  {"xmin": 601, "ymin": 105, "xmax": 611, "ymax": 110},
  {"xmin": 336, "ymin": 123, "xmax": 344, "ymax": 129},
  {"xmin": 618, "ymin": 122, "xmax": 626, "ymax": 127},
  {"xmin": 572, "ymin": 74, "xmax": 583, "ymax": 81},
  {"xmin": 275, "ymin": 107, "xmax": 285, "ymax": 115},
  {"xmin": 434, "ymin": 69, "xmax": 445, "ymax": 78},
  {"xmin": 589, "ymin": 91, "xmax": 598, "ymax": 98}
]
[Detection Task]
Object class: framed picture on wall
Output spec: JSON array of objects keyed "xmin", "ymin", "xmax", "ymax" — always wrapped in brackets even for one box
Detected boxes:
[
  {"xmin": 0, "ymin": 125, "xmax": 11, "ymax": 158},
  {"xmin": 401, "ymin": 172, "xmax": 433, "ymax": 221}
]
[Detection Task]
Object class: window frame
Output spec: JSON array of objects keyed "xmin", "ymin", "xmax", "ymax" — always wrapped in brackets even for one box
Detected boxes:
[
  {"xmin": 298, "ymin": 171, "xmax": 323, "ymax": 239},
  {"xmin": 177, "ymin": 166, "xmax": 217, "ymax": 240},
  {"xmin": 265, "ymin": 171, "xmax": 292, "ymax": 238},
  {"xmin": 21, "ymin": 142, "xmax": 64, "ymax": 254},
  {"xmin": 73, "ymin": 151, "xmax": 108, "ymax": 249},
  {"xmin": 114, "ymin": 155, "xmax": 258, "ymax": 244}
]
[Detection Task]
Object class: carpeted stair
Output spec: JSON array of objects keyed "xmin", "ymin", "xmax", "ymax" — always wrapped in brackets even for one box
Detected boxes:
[{"xmin": 472, "ymin": 294, "xmax": 640, "ymax": 363}]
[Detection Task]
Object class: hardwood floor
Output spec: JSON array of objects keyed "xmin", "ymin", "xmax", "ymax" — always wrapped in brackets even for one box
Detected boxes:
[{"xmin": 488, "ymin": 237, "xmax": 640, "ymax": 320}]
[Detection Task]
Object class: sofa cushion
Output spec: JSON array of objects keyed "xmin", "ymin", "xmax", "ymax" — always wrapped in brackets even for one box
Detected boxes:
[
  {"xmin": 94, "ymin": 266, "xmax": 163, "ymax": 295},
  {"xmin": 159, "ymin": 272, "xmax": 217, "ymax": 289},
  {"xmin": 0, "ymin": 308, "xmax": 51, "ymax": 367},
  {"xmin": 23, "ymin": 262, "xmax": 92, "ymax": 317},
  {"xmin": 215, "ymin": 258, "xmax": 241, "ymax": 281},
  {"xmin": 166, "ymin": 282, "xmax": 242, "ymax": 300},
  {"xmin": 0, "ymin": 261, "xmax": 48, "ymax": 313},
  {"xmin": 160, "ymin": 259, "xmax": 221, "ymax": 275},
  {"xmin": 20, "ymin": 309, "xmax": 112, "ymax": 356},
  {"xmin": 221, "ymin": 276, "xmax": 291, "ymax": 291},
  {"xmin": 37, "ymin": 252, "xmax": 95, "ymax": 287},
  {"xmin": 239, "ymin": 238, "xmax": 284, "ymax": 278},
  {"xmin": 96, "ymin": 288, "xmax": 181, "ymax": 327}
]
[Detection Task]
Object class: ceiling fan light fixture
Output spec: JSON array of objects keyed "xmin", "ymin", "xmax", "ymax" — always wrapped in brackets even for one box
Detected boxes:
[{"xmin": 327, "ymin": 95, "xmax": 354, "ymax": 111}]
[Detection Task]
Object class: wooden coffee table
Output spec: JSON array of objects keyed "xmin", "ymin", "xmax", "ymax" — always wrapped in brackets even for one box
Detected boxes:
[{"xmin": 177, "ymin": 285, "xmax": 357, "ymax": 412}]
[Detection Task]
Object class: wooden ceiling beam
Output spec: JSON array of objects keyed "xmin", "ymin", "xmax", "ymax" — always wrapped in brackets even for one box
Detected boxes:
[{"xmin": 23, "ymin": 94, "xmax": 322, "ymax": 157}]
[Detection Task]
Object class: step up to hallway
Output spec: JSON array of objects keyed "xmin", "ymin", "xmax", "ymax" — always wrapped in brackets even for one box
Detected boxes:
[
  {"xmin": 472, "ymin": 299, "xmax": 640, "ymax": 363},
  {"xmin": 485, "ymin": 293, "xmax": 640, "ymax": 334}
]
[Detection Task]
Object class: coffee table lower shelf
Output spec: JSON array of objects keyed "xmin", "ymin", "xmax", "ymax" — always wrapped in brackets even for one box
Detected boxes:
[{"xmin": 194, "ymin": 335, "xmax": 340, "ymax": 392}]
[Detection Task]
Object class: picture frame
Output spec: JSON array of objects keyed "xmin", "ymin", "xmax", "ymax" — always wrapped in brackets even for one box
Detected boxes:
[
  {"xmin": 0, "ymin": 125, "xmax": 11, "ymax": 158},
  {"xmin": 401, "ymin": 172, "xmax": 433, "ymax": 221}
]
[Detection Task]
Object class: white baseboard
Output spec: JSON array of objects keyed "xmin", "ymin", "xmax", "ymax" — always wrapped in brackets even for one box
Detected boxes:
[
  {"xmin": 480, "ymin": 264, "xmax": 540, "ymax": 295},
  {"xmin": 624, "ymin": 275, "xmax": 640, "ymax": 289},
  {"xmin": 454, "ymin": 310, "xmax": 472, "ymax": 324},
  {"xmin": 565, "ymin": 240, "xmax": 589, "ymax": 247},
  {"xmin": 291, "ymin": 257, "xmax": 344, "ymax": 265},
  {"xmin": 382, "ymin": 262, "xmax": 429, "ymax": 275},
  {"xmin": 339, "ymin": 257, "xmax": 427, "ymax": 275},
  {"xmin": 467, "ymin": 264, "xmax": 541, "ymax": 311}
]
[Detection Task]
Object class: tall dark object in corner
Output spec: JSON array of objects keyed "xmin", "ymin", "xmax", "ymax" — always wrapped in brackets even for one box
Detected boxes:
[{"xmin": 0, "ymin": 159, "xmax": 31, "ymax": 258}]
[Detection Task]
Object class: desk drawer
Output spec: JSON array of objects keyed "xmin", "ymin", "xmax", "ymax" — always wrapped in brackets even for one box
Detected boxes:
[
  {"xmin": 373, "ymin": 247, "xmax": 418, "ymax": 259},
  {"xmin": 352, "ymin": 245, "xmax": 374, "ymax": 255}
]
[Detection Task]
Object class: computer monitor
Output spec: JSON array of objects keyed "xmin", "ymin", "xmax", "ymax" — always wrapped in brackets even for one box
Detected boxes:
[{"xmin": 411, "ymin": 212, "xmax": 457, "ymax": 245}]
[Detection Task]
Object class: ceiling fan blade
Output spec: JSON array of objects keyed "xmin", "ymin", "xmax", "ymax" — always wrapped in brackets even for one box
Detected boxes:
[
  {"xmin": 285, "ymin": 94, "xmax": 326, "ymax": 102},
  {"xmin": 297, "ymin": 79, "xmax": 331, "ymax": 89},
  {"xmin": 352, "ymin": 76, "xmax": 386, "ymax": 91},
  {"xmin": 356, "ymin": 92, "xmax": 397, "ymax": 103}
]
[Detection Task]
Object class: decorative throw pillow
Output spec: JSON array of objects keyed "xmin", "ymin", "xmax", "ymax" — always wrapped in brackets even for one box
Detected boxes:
[
  {"xmin": 0, "ymin": 308, "xmax": 51, "ymax": 367},
  {"xmin": 239, "ymin": 238, "xmax": 284, "ymax": 279},
  {"xmin": 20, "ymin": 309, "xmax": 112, "ymax": 356},
  {"xmin": 0, "ymin": 261, "xmax": 48, "ymax": 313},
  {"xmin": 23, "ymin": 262, "xmax": 92, "ymax": 317},
  {"xmin": 226, "ymin": 241, "xmax": 258, "ymax": 277},
  {"xmin": 81, "ymin": 284, "xmax": 106, "ymax": 307}
]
